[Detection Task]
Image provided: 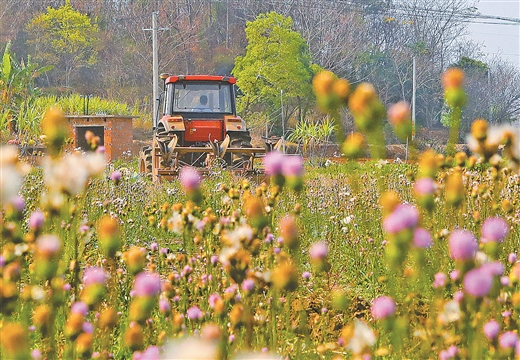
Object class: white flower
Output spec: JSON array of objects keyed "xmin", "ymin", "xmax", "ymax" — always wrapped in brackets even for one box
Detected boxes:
[
  {"xmin": 168, "ymin": 212, "xmax": 183, "ymax": 234},
  {"xmin": 346, "ymin": 320, "xmax": 376, "ymax": 355},
  {"xmin": 0, "ymin": 146, "xmax": 30, "ymax": 204},
  {"xmin": 161, "ymin": 336, "xmax": 218, "ymax": 359},
  {"xmin": 437, "ymin": 300, "xmax": 461, "ymax": 324}
]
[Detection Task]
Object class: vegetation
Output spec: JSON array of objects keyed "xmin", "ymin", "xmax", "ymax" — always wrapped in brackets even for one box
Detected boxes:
[
  {"xmin": 0, "ymin": 0, "xmax": 518, "ymax": 142},
  {"xmin": 2, "ymin": 64, "xmax": 520, "ymax": 359}
]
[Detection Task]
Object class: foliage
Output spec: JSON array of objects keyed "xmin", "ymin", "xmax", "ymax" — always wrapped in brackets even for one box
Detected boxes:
[
  {"xmin": 25, "ymin": 0, "xmax": 100, "ymax": 87},
  {"xmin": 287, "ymin": 117, "xmax": 336, "ymax": 160},
  {"xmin": 0, "ymin": 41, "xmax": 52, "ymax": 140},
  {"xmin": 232, "ymin": 12, "xmax": 317, "ymax": 123}
]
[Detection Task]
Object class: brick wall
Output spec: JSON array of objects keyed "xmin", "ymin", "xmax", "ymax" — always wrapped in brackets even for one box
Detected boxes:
[{"xmin": 66, "ymin": 115, "xmax": 135, "ymax": 162}]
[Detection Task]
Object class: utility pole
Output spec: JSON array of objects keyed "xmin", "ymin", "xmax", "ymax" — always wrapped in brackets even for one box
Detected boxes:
[
  {"xmin": 143, "ymin": 12, "xmax": 168, "ymax": 129},
  {"xmin": 412, "ymin": 56, "xmax": 416, "ymax": 141},
  {"xmin": 281, "ymin": 89, "xmax": 285, "ymax": 153}
]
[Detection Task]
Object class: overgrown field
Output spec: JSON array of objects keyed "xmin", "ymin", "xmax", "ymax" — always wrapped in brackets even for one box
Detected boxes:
[{"xmin": 2, "ymin": 70, "xmax": 520, "ymax": 359}]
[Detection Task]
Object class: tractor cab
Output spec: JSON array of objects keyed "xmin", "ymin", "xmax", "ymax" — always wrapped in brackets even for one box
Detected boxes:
[{"xmin": 160, "ymin": 75, "xmax": 237, "ymax": 118}]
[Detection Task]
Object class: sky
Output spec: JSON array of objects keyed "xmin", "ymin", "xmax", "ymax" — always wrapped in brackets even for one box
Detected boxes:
[{"xmin": 467, "ymin": 0, "xmax": 520, "ymax": 68}]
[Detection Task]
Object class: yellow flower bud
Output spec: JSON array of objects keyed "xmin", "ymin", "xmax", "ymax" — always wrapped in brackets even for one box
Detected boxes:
[{"xmin": 471, "ymin": 119, "xmax": 488, "ymax": 141}]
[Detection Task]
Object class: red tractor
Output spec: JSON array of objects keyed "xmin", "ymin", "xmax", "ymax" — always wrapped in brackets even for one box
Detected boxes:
[{"xmin": 139, "ymin": 75, "xmax": 265, "ymax": 181}]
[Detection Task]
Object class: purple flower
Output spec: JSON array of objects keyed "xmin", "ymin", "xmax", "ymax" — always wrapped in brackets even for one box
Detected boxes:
[
  {"xmin": 302, "ymin": 271, "xmax": 312, "ymax": 280},
  {"xmin": 499, "ymin": 331, "xmax": 519, "ymax": 349},
  {"xmin": 448, "ymin": 230, "xmax": 478, "ymax": 261},
  {"xmin": 134, "ymin": 346, "xmax": 160, "ymax": 360},
  {"xmin": 71, "ymin": 302, "xmax": 89, "ymax": 316},
  {"xmin": 483, "ymin": 320, "xmax": 500, "ymax": 340},
  {"xmin": 31, "ymin": 349, "xmax": 42, "ymax": 360},
  {"xmin": 159, "ymin": 298, "xmax": 170, "ymax": 313},
  {"xmin": 82, "ymin": 267, "xmax": 107, "ymax": 286},
  {"xmin": 450, "ymin": 270, "xmax": 460, "ymax": 281},
  {"xmin": 481, "ymin": 217, "xmax": 509, "ymax": 243},
  {"xmin": 150, "ymin": 242, "xmax": 158, "ymax": 251},
  {"xmin": 309, "ymin": 242, "xmax": 328, "ymax": 261},
  {"xmin": 371, "ymin": 296, "xmax": 396, "ymax": 319},
  {"xmin": 187, "ymin": 306, "xmax": 203, "ymax": 320},
  {"xmin": 282, "ymin": 155, "xmax": 304, "ymax": 177},
  {"xmin": 508, "ymin": 253, "xmax": 517, "ymax": 264},
  {"xmin": 179, "ymin": 166, "xmax": 201, "ymax": 191},
  {"xmin": 133, "ymin": 272, "xmax": 162, "ymax": 297},
  {"xmin": 480, "ymin": 261, "xmax": 504, "ymax": 276},
  {"xmin": 501, "ymin": 276, "xmax": 510, "ymax": 286},
  {"xmin": 29, "ymin": 210, "xmax": 45, "ymax": 231},
  {"xmin": 36, "ymin": 235, "xmax": 61, "ymax": 257},
  {"xmin": 414, "ymin": 177, "xmax": 436, "ymax": 196},
  {"xmin": 263, "ymin": 151, "xmax": 284, "ymax": 176},
  {"xmin": 209, "ymin": 293, "xmax": 221, "ymax": 308},
  {"xmin": 10, "ymin": 196, "xmax": 25, "ymax": 212},
  {"xmin": 241, "ymin": 279, "xmax": 255, "ymax": 292},
  {"xmin": 110, "ymin": 170, "xmax": 122, "ymax": 183},
  {"xmin": 83, "ymin": 321, "xmax": 94, "ymax": 333},
  {"xmin": 433, "ymin": 272, "xmax": 447, "ymax": 288},
  {"xmin": 383, "ymin": 204, "xmax": 419, "ymax": 234},
  {"xmin": 464, "ymin": 268, "xmax": 493, "ymax": 297},
  {"xmin": 412, "ymin": 228, "xmax": 433, "ymax": 248}
]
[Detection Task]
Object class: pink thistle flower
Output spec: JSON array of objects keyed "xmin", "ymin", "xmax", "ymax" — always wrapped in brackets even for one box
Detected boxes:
[
  {"xmin": 383, "ymin": 204, "xmax": 419, "ymax": 234},
  {"xmin": 309, "ymin": 242, "xmax": 328, "ymax": 261},
  {"xmin": 241, "ymin": 279, "xmax": 255, "ymax": 292},
  {"xmin": 71, "ymin": 302, "xmax": 89, "ymax": 316},
  {"xmin": 433, "ymin": 272, "xmax": 447, "ymax": 288},
  {"xmin": 464, "ymin": 268, "xmax": 493, "ymax": 297},
  {"xmin": 187, "ymin": 306, "xmax": 203, "ymax": 320},
  {"xmin": 282, "ymin": 155, "xmax": 304, "ymax": 177},
  {"xmin": 483, "ymin": 320, "xmax": 500, "ymax": 340},
  {"xmin": 302, "ymin": 271, "xmax": 311, "ymax": 280},
  {"xmin": 481, "ymin": 217, "xmax": 509, "ymax": 243},
  {"xmin": 82, "ymin": 267, "xmax": 108, "ymax": 286},
  {"xmin": 29, "ymin": 210, "xmax": 45, "ymax": 231},
  {"xmin": 31, "ymin": 349, "xmax": 42, "ymax": 360},
  {"xmin": 480, "ymin": 261, "xmax": 504, "ymax": 276},
  {"xmin": 135, "ymin": 346, "xmax": 160, "ymax": 360},
  {"xmin": 110, "ymin": 170, "xmax": 122, "ymax": 184},
  {"xmin": 450, "ymin": 270, "xmax": 460, "ymax": 281},
  {"xmin": 501, "ymin": 276, "xmax": 510, "ymax": 286},
  {"xmin": 159, "ymin": 298, "xmax": 170, "ymax": 313},
  {"xmin": 83, "ymin": 322, "xmax": 94, "ymax": 333},
  {"xmin": 453, "ymin": 290, "xmax": 464, "ymax": 302},
  {"xmin": 508, "ymin": 253, "xmax": 517, "ymax": 264},
  {"xmin": 448, "ymin": 230, "xmax": 478, "ymax": 261},
  {"xmin": 209, "ymin": 293, "xmax": 221, "ymax": 308},
  {"xmin": 179, "ymin": 167, "xmax": 201, "ymax": 191},
  {"xmin": 36, "ymin": 235, "xmax": 61, "ymax": 257},
  {"xmin": 133, "ymin": 272, "xmax": 162, "ymax": 297},
  {"xmin": 150, "ymin": 242, "xmax": 158, "ymax": 251},
  {"xmin": 263, "ymin": 151, "xmax": 284, "ymax": 176},
  {"xmin": 371, "ymin": 296, "xmax": 396, "ymax": 319},
  {"xmin": 412, "ymin": 228, "xmax": 433, "ymax": 248},
  {"xmin": 414, "ymin": 177, "xmax": 436, "ymax": 196},
  {"xmin": 499, "ymin": 331, "xmax": 518, "ymax": 349}
]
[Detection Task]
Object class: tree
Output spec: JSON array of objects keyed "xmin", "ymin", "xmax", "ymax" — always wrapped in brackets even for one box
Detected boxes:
[
  {"xmin": 25, "ymin": 0, "xmax": 99, "ymax": 87},
  {"xmin": 232, "ymin": 12, "xmax": 317, "ymax": 135}
]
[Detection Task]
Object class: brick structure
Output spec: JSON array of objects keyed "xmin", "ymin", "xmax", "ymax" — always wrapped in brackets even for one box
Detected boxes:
[{"xmin": 66, "ymin": 115, "xmax": 136, "ymax": 162}]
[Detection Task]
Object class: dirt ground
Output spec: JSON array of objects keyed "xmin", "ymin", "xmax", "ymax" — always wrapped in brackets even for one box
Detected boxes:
[{"xmin": 132, "ymin": 127, "xmax": 456, "ymax": 160}]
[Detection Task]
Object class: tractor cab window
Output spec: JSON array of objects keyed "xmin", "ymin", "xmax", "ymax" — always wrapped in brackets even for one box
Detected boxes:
[{"xmin": 172, "ymin": 82, "xmax": 233, "ymax": 113}]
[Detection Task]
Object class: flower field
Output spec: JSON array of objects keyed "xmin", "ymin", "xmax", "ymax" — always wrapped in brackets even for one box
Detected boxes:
[{"xmin": 2, "ymin": 71, "xmax": 520, "ymax": 359}]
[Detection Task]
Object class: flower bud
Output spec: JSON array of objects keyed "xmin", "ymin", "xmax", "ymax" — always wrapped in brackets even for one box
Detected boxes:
[{"xmin": 98, "ymin": 215, "xmax": 121, "ymax": 258}]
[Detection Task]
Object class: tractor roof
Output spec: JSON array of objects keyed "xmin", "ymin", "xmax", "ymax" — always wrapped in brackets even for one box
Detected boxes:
[{"xmin": 164, "ymin": 75, "xmax": 236, "ymax": 84}]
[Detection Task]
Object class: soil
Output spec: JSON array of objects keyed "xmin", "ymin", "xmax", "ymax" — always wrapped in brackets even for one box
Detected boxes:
[{"xmin": 132, "ymin": 127, "xmax": 460, "ymax": 160}]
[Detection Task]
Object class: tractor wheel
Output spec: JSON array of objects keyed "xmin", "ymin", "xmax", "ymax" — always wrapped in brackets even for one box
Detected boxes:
[
  {"xmin": 139, "ymin": 145, "xmax": 153, "ymax": 175},
  {"xmin": 228, "ymin": 131, "xmax": 253, "ymax": 167}
]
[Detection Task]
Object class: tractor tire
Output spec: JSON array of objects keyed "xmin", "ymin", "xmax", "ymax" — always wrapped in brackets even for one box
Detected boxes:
[
  {"xmin": 139, "ymin": 145, "xmax": 153, "ymax": 175},
  {"xmin": 228, "ymin": 131, "xmax": 253, "ymax": 167}
]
